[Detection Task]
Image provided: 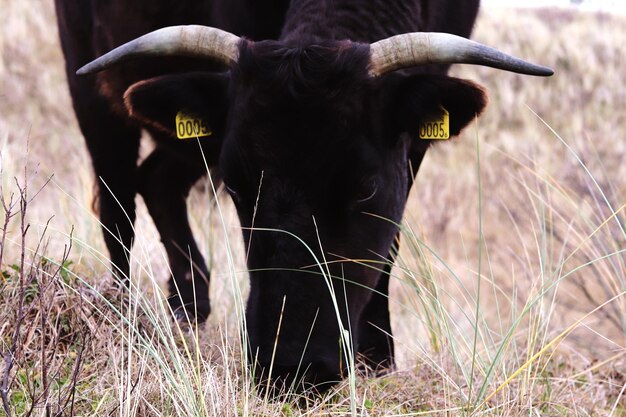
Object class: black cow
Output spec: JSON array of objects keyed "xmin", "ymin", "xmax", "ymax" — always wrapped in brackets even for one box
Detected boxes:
[
  {"xmin": 58, "ymin": 0, "xmax": 552, "ymax": 392},
  {"xmin": 55, "ymin": 0, "xmax": 290, "ymax": 320}
]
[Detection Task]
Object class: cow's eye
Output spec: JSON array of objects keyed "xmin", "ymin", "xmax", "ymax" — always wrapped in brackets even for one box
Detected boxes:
[
  {"xmin": 355, "ymin": 177, "xmax": 378, "ymax": 204},
  {"xmin": 224, "ymin": 184, "xmax": 241, "ymax": 203}
]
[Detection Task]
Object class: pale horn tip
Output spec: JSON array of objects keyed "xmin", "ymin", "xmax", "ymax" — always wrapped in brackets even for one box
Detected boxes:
[
  {"xmin": 76, "ymin": 63, "xmax": 96, "ymax": 76},
  {"xmin": 518, "ymin": 63, "xmax": 554, "ymax": 77},
  {"xmin": 534, "ymin": 66, "xmax": 554, "ymax": 77}
]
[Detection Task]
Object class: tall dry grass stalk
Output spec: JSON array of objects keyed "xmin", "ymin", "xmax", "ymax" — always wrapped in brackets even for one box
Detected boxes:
[{"xmin": 1, "ymin": 2, "xmax": 625, "ymax": 415}]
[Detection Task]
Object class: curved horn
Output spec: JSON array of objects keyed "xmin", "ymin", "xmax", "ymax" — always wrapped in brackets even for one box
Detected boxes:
[
  {"xmin": 77, "ymin": 25, "xmax": 241, "ymax": 75},
  {"xmin": 369, "ymin": 32, "xmax": 553, "ymax": 77}
]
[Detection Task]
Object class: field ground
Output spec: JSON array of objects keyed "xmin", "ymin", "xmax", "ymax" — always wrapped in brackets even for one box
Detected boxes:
[{"xmin": 1, "ymin": 2, "xmax": 625, "ymax": 416}]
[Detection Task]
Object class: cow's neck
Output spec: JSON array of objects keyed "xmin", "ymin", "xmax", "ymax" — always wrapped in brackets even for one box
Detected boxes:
[{"xmin": 279, "ymin": 0, "xmax": 426, "ymax": 45}]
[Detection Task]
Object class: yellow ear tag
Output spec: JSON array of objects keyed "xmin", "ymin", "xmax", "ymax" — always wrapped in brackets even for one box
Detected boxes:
[
  {"xmin": 419, "ymin": 107, "xmax": 450, "ymax": 140},
  {"xmin": 175, "ymin": 111, "xmax": 212, "ymax": 140}
]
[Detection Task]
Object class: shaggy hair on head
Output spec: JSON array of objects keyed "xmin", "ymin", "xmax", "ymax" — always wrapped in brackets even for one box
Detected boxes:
[{"xmin": 235, "ymin": 40, "xmax": 371, "ymax": 101}]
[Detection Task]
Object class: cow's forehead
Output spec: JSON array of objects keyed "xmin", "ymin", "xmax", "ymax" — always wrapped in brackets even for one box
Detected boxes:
[
  {"xmin": 221, "ymin": 100, "xmax": 379, "ymax": 188},
  {"xmin": 233, "ymin": 40, "xmax": 372, "ymax": 95},
  {"xmin": 220, "ymin": 41, "xmax": 379, "ymax": 184},
  {"xmin": 227, "ymin": 94, "xmax": 374, "ymax": 167}
]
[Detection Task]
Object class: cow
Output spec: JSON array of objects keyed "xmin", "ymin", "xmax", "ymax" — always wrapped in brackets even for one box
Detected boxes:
[
  {"xmin": 57, "ymin": 0, "xmax": 552, "ymax": 392},
  {"xmin": 54, "ymin": 0, "xmax": 292, "ymax": 322}
]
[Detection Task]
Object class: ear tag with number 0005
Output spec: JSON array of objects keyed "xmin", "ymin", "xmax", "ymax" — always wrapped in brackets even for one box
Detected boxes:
[
  {"xmin": 419, "ymin": 107, "xmax": 450, "ymax": 140},
  {"xmin": 175, "ymin": 111, "xmax": 212, "ymax": 140}
]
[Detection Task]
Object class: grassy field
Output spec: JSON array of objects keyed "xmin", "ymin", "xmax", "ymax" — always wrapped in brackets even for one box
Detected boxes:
[{"xmin": 1, "ymin": 2, "xmax": 625, "ymax": 416}]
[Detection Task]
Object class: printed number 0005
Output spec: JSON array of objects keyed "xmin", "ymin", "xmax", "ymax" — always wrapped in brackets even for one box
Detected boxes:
[
  {"xmin": 177, "ymin": 119, "xmax": 210, "ymax": 138},
  {"xmin": 419, "ymin": 122, "xmax": 447, "ymax": 139},
  {"xmin": 418, "ymin": 107, "xmax": 450, "ymax": 140},
  {"xmin": 175, "ymin": 112, "xmax": 212, "ymax": 140}
]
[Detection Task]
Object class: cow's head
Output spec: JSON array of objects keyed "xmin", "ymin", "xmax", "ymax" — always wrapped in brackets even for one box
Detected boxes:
[{"xmin": 78, "ymin": 26, "xmax": 552, "ymax": 392}]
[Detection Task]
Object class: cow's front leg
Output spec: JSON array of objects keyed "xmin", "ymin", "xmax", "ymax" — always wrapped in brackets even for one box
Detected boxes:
[
  {"xmin": 356, "ymin": 260, "xmax": 395, "ymax": 373},
  {"xmin": 138, "ymin": 147, "xmax": 211, "ymax": 322}
]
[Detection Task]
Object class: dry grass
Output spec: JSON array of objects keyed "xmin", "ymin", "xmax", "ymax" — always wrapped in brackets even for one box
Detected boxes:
[{"xmin": 1, "ymin": 2, "xmax": 625, "ymax": 416}]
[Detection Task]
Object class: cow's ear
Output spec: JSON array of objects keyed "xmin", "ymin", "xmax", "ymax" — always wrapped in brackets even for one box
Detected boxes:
[
  {"xmin": 392, "ymin": 74, "xmax": 488, "ymax": 139},
  {"xmin": 124, "ymin": 72, "xmax": 229, "ymax": 139}
]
